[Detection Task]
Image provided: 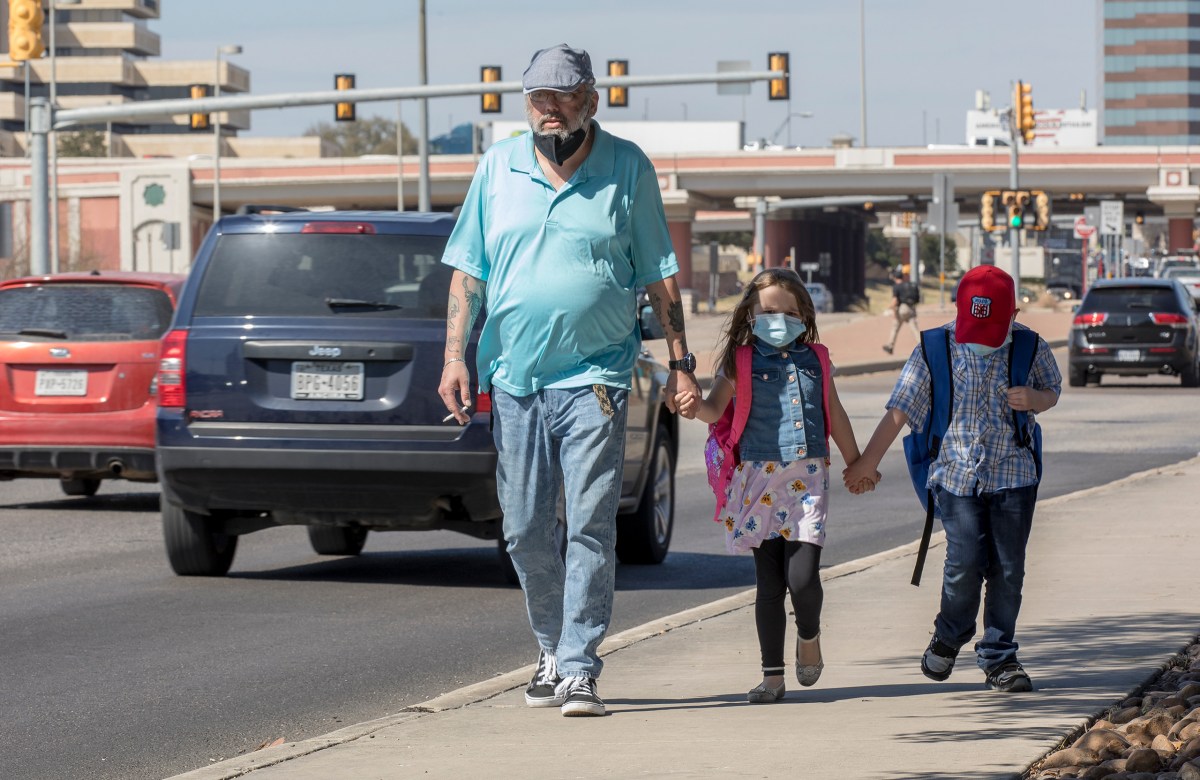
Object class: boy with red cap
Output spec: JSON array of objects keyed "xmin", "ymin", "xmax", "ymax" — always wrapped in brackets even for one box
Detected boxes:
[{"xmin": 844, "ymin": 265, "xmax": 1061, "ymax": 692}]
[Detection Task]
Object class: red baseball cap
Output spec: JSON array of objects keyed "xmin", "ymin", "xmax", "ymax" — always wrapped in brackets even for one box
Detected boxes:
[{"xmin": 955, "ymin": 265, "xmax": 1016, "ymax": 348}]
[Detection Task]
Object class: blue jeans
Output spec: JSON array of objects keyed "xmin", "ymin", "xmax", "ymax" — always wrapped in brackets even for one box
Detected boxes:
[
  {"xmin": 492, "ymin": 385, "xmax": 628, "ymax": 680},
  {"xmin": 932, "ymin": 484, "xmax": 1037, "ymax": 672}
]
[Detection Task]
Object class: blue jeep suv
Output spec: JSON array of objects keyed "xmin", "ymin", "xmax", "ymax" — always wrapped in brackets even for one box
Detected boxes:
[{"xmin": 157, "ymin": 210, "xmax": 677, "ymax": 577}]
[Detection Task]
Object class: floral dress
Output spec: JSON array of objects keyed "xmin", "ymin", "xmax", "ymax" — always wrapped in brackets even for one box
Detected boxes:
[{"xmin": 718, "ymin": 457, "xmax": 830, "ymax": 554}]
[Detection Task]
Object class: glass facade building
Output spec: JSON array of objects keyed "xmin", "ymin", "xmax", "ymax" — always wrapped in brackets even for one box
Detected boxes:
[{"xmin": 1105, "ymin": 0, "xmax": 1200, "ymax": 144}]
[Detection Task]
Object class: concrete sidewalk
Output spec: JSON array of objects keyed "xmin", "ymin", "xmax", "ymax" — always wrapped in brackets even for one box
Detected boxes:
[
  {"xmin": 170, "ymin": 303, "xmax": 1200, "ymax": 780},
  {"xmin": 174, "ymin": 455, "xmax": 1200, "ymax": 779}
]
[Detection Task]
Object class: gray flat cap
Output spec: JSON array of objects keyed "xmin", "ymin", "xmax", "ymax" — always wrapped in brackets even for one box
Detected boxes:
[{"xmin": 522, "ymin": 44, "xmax": 595, "ymax": 93}]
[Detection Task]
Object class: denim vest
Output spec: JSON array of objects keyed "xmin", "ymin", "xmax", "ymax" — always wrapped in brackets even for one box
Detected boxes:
[{"xmin": 737, "ymin": 340, "xmax": 829, "ymax": 462}]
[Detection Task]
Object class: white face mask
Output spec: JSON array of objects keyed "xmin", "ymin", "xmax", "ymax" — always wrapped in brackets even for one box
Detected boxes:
[
  {"xmin": 964, "ymin": 330, "xmax": 1012, "ymax": 357},
  {"xmin": 751, "ymin": 313, "xmax": 808, "ymax": 348}
]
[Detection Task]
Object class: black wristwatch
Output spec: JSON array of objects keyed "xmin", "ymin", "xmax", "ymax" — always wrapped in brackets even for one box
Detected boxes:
[{"xmin": 668, "ymin": 352, "xmax": 697, "ymax": 373}]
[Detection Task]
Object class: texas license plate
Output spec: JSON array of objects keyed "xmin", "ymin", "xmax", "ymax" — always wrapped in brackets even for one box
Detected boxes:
[
  {"xmin": 34, "ymin": 369, "xmax": 88, "ymax": 396},
  {"xmin": 1116, "ymin": 349, "xmax": 1141, "ymax": 362},
  {"xmin": 290, "ymin": 361, "xmax": 364, "ymax": 400}
]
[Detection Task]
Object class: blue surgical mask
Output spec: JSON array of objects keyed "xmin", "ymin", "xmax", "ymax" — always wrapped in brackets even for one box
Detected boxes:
[
  {"xmin": 752, "ymin": 313, "xmax": 808, "ymax": 348},
  {"xmin": 964, "ymin": 331, "xmax": 1012, "ymax": 357}
]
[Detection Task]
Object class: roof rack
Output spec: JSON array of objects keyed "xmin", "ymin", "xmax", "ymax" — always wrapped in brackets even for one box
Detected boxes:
[{"xmin": 235, "ymin": 204, "xmax": 310, "ymax": 216}]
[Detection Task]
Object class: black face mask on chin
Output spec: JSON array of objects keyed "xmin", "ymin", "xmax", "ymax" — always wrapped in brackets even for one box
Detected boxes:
[{"xmin": 533, "ymin": 125, "xmax": 588, "ymax": 166}]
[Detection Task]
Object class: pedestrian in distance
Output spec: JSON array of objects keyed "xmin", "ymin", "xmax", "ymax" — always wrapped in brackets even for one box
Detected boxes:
[
  {"xmin": 674, "ymin": 268, "xmax": 879, "ymax": 704},
  {"xmin": 437, "ymin": 43, "xmax": 701, "ymax": 718},
  {"xmin": 844, "ymin": 265, "xmax": 1061, "ymax": 693},
  {"xmin": 883, "ymin": 267, "xmax": 921, "ymax": 355}
]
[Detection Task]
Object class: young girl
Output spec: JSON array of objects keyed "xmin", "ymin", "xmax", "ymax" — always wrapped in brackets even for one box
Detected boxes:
[{"xmin": 675, "ymin": 268, "xmax": 877, "ymax": 704}]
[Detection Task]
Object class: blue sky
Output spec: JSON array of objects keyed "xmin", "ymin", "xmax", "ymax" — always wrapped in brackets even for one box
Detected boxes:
[{"xmin": 154, "ymin": 0, "xmax": 1100, "ymax": 148}]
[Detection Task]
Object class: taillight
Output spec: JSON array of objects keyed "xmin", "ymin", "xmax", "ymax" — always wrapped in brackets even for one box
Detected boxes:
[
  {"xmin": 300, "ymin": 221, "xmax": 376, "ymax": 234},
  {"xmin": 1151, "ymin": 312, "xmax": 1189, "ymax": 325},
  {"xmin": 474, "ymin": 391, "xmax": 492, "ymax": 415},
  {"xmin": 1073, "ymin": 312, "xmax": 1106, "ymax": 326},
  {"xmin": 158, "ymin": 329, "xmax": 188, "ymax": 408}
]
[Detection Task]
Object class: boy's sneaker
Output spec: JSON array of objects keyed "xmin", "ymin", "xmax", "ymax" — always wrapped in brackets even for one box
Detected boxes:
[
  {"xmin": 558, "ymin": 675, "xmax": 605, "ymax": 717},
  {"xmin": 921, "ymin": 635, "xmax": 958, "ymax": 682},
  {"xmin": 985, "ymin": 661, "xmax": 1033, "ymax": 692},
  {"xmin": 524, "ymin": 650, "xmax": 565, "ymax": 708}
]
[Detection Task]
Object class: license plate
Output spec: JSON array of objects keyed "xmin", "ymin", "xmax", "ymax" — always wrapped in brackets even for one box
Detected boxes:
[
  {"xmin": 290, "ymin": 361, "xmax": 364, "ymax": 400},
  {"xmin": 1116, "ymin": 349, "xmax": 1141, "ymax": 363},
  {"xmin": 35, "ymin": 369, "xmax": 88, "ymax": 396}
]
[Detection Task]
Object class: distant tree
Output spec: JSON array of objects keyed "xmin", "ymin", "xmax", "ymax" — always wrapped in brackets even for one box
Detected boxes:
[
  {"xmin": 920, "ymin": 233, "xmax": 959, "ymax": 275},
  {"xmin": 866, "ymin": 227, "xmax": 899, "ymax": 269},
  {"xmin": 58, "ymin": 128, "xmax": 108, "ymax": 157},
  {"xmin": 304, "ymin": 116, "xmax": 417, "ymax": 157}
]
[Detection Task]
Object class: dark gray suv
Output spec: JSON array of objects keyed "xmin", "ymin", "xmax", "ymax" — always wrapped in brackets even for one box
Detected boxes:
[{"xmin": 157, "ymin": 210, "xmax": 677, "ymax": 577}]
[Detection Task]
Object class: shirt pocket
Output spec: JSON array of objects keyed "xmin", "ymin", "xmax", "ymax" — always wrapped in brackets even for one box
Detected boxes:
[{"xmin": 752, "ymin": 368, "xmax": 784, "ymax": 385}]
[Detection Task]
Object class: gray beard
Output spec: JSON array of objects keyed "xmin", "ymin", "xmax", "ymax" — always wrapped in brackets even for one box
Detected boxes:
[{"xmin": 526, "ymin": 107, "xmax": 590, "ymax": 141}]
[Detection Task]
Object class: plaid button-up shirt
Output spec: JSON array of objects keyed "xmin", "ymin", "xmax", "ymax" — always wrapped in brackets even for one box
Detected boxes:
[{"xmin": 887, "ymin": 323, "xmax": 1061, "ymax": 497}]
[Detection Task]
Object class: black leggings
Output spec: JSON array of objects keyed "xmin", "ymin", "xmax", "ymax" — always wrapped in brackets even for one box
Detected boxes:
[{"xmin": 752, "ymin": 537, "xmax": 823, "ymax": 673}]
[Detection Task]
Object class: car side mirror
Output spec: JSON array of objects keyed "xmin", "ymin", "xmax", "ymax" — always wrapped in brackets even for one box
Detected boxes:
[{"xmin": 638, "ymin": 303, "xmax": 665, "ymax": 341}]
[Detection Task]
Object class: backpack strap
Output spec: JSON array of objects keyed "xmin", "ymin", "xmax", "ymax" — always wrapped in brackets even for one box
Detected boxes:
[
  {"xmin": 912, "ymin": 327, "xmax": 953, "ymax": 587},
  {"xmin": 1007, "ymin": 329, "xmax": 1038, "ymax": 450},
  {"xmin": 809, "ymin": 342, "xmax": 833, "ymax": 449},
  {"xmin": 727, "ymin": 345, "xmax": 754, "ymax": 448}
]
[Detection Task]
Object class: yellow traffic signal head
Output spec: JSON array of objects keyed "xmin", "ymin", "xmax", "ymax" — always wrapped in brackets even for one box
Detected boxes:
[
  {"xmin": 188, "ymin": 84, "xmax": 209, "ymax": 131},
  {"xmin": 1032, "ymin": 191, "xmax": 1051, "ymax": 230},
  {"xmin": 980, "ymin": 190, "xmax": 999, "ymax": 232},
  {"xmin": 480, "ymin": 66, "xmax": 501, "ymax": 114},
  {"xmin": 8, "ymin": 0, "xmax": 46, "ymax": 61},
  {"xmin": 607, "ymin": 59, "xmax": 628, "ymax": 108},
  {"xmin": 335, "ymin": 73, "xmax": 356, "ymax": 122},
  {"xmin": 1013, "ymin": 80, "xmax": 1035, "ymax": 144},
  {"xmin": 768, "ymin": 52, "xmax": 790, "ymax": 101}
]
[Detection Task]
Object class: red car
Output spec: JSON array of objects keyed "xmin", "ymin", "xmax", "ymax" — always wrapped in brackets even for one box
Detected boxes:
[{"xmin": 0, "ymin": 271, "xmax": 186, "ymax": 496}]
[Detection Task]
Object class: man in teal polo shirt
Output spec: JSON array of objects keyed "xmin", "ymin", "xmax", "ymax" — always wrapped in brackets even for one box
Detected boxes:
[{"xmin": 438, "ymin": 43, "xmax": 698, "ymax": 717}]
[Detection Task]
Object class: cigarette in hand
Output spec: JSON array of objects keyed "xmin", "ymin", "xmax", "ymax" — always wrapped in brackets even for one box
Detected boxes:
[{"xmin": 442, "ymin": 405, "xmax": 471, "ymax": 423}]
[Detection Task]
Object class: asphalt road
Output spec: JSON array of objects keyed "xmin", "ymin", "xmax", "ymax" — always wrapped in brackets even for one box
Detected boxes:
[{"xmin": 3, "ymin": 352, "xmax": 1197, "ymax": 780}]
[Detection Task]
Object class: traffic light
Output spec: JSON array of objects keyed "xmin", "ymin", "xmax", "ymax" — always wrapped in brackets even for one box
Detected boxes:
[
  {"xmin": 335, "ymin": 74, "xmax": 356, "ymax": 122},
  {"xmin": 1013, "ymin": 80, "xmax": 1035, "ymax": 144},
  {"xmin": 768, "ymin": 52, "xmax": 789, "ymax": 101},
  {"xmin": 480, "ymin": 66, "xmax": 501, "ymax": 114},
  {"xmin": 607, "ymin": 59, "xmax": 628, "ymax": 108},
  {"xmin": 7, "ymin": 0, "xmax": 45, "ymax": 61},
  {"xmin": 1135, "ymin": 210, "xmax": 1145, "ymax": 225},
  {"xmin": 1001, "ymin": 190, "xmax": 1031, "ymax": 229},
  {"xmin": 188, "ymin": 84, "xmax": 209, "ymax": 131},
  {"xmin": 980, "ymin": 190, "xmax": 1000, "ymax": 232},
  {"xmin": 1030, "ymin": 190, "xmax": 1051, "ymax": 231}
]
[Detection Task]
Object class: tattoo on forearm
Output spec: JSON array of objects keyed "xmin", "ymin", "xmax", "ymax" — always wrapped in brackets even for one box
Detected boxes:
[
  {"xmin": 463, "ymin": 276, "xmax": 484, "ymax": 323},
  {"xmin": 667, "ymin": 300, "xmax": 684, "ymax": 334},
  {"xmin": 447, "ymin": 296, "xmax": 460, "ymax": 334}
]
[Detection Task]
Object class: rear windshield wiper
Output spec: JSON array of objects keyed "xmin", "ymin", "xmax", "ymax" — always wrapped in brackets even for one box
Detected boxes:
[
  {"xmin": 324, "ymin": 297, "xmax": 402, "ymax": 311},
  {"xmin": 17, "ymin": 327, "xmax": 69, "ymax": 338}
]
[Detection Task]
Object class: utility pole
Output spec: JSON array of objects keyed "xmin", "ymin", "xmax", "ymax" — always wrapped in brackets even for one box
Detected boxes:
[
  {"xmin": 417, "ymin": 0, "xmax": 430, "ymax": 212},
  {"xmin": 1008, "ymin": 114, "xmax": 1021, "ymax": 284}
]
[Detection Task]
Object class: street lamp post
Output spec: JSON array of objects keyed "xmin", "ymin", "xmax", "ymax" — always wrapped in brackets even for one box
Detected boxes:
[
  {"xmin": 771, "ymin": 111, "xmax": 814, "ymax": 148},
  {"xmin": 213, "ymin": 44, "xmax": 242, "ymax": 221},
  {"xmin": 48, "ymin": 0, "xmax": 81, "ymax": 273}
]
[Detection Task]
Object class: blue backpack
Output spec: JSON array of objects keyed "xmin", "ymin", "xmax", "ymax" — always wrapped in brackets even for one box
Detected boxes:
[{"xmin": 903, "ymin": 327, "xmax": 1042, "ymax": 586}]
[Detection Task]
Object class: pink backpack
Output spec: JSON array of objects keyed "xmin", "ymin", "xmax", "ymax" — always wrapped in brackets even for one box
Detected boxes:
[{"xmin": 704, "ymin": 343, "xmax": 832, "ymax": 522}]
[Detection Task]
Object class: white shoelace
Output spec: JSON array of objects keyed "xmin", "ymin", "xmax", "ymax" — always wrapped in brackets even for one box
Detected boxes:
[
  {"xmin": 534, "ymin": 652, "xmax": 558, "ymax": 686},
  {"xmin": 556, "ymin": 675, "xmax": 594, "ymax": 698}
]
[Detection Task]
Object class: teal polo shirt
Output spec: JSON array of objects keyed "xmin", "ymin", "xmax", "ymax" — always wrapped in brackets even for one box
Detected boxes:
[{"xmin": 441, "ymin": 122, "xmax": 679, "ymax": 396}]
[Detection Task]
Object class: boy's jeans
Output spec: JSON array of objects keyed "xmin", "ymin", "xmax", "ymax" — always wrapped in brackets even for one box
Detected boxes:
[
  {"xmin": 492, "ymin": 385, "xmax": 628, "ymax": 680},
  {"xmin": 932, "ymin": 484, "xmax": 1037, "ymax": 672}
]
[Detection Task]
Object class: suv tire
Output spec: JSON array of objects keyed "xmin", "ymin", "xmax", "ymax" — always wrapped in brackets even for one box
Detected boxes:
[
  {"xmin": 162, "ymin": 503, "xmax": 238, "ymax": 576},
  {"xmin": 1068, "ymin": 364, "xmax": 1087, "ymax": 388},
  {"xmin": 616, "ymin": 424, "xmax": 674, "ymax": 565},
  {"xmin": 1183, "ymin": 358, "xmax": 1200, "ymax": 388},
  {"xmin": 307, "ymin": 525, "xmax": 368, "ymax": 556}
]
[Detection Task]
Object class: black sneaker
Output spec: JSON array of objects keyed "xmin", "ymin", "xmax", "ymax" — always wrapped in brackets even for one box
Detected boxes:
[
  {"xmin": 524, "ymin": 649, "xmax": 565, "ymax": 708},
  {"xmin": 921, "ymin": 635, "xmax": 958, "ymax": 682},
  {"xmin": 558, "ymin": 675, "xmax": 605, "ymax": 717},
  {"xmin": 985, "ymin": 661, "xmax": 1033, "ymax": 692},
  {"xmin": 882, "ymin": 344, "xmax": 894, "ymax": 354}
]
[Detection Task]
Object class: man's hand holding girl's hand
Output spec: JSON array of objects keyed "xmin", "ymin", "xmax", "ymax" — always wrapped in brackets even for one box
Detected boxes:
[{"xmin": 674, "ymin": 390, "xmax": 699, "ymax": 420}]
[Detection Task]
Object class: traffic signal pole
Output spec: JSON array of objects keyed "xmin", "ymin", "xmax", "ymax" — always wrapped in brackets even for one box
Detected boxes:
[{"xmin": 1009, "ymin": 111, "xmax": 1021, "ymax": 284}]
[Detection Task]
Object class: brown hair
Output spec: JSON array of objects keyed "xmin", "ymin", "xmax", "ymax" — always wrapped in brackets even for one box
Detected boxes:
[{"xmin": 714, "ymin": 268, "xmax": 820, "ymax": 380}]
